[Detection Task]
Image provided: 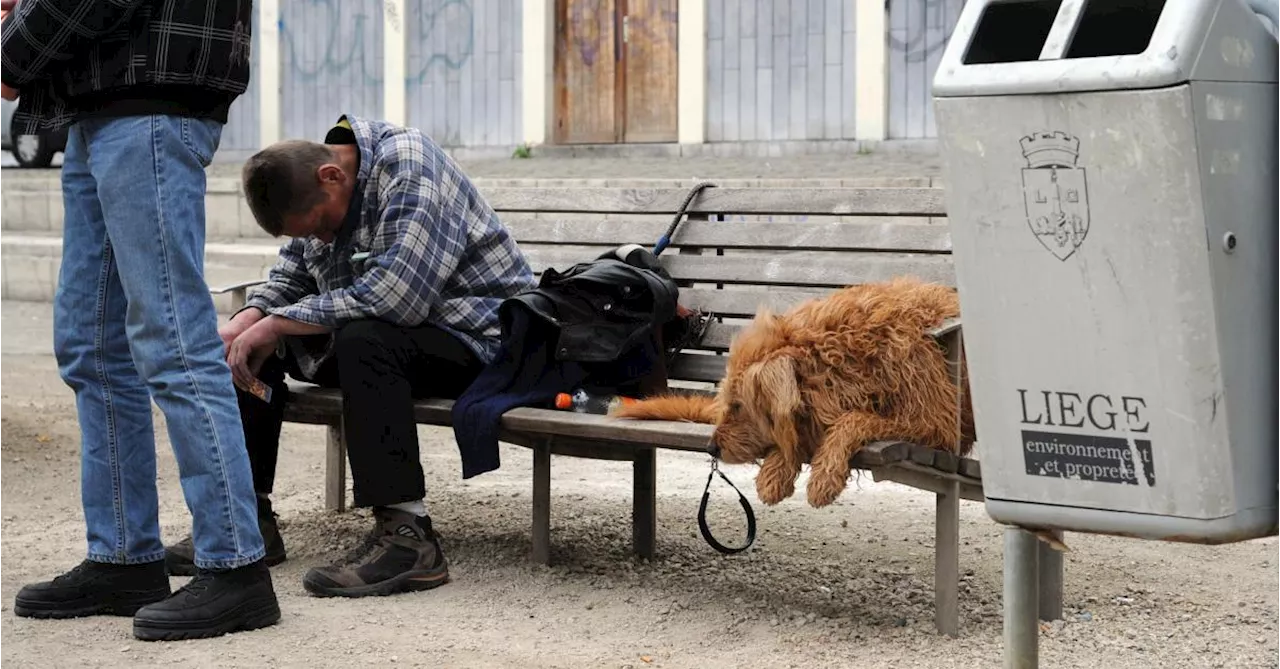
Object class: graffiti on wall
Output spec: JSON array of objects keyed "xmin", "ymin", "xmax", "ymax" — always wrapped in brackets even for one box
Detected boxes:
[
  {"xmin": 279, "ymin": 0, "xmax": 474, "ymax": 84},
  {"xmin": 886, "ymin": 0, "xmax": 955, "ymax": 63}
]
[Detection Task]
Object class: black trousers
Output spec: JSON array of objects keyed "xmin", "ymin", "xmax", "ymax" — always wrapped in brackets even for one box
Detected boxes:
[{"xmin": 240, "ymin": 320, "xmax": 483, "ymax": 508}]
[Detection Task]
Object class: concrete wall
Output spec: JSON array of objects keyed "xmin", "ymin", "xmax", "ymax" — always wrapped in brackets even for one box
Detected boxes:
[
  {"xmin": 886, "ymin": 0, "xmax": 965, "ymax": 139},
  {"xmin": 705, "ymin": 0, "xmax": 858, "ymax": 142},
  {"xmin": 216, "ymin": 25, "xmax": 261, "ymax": 163},
  {"xmin": 280, "ymin": 0, "xmax": 385, "ymax": 144},
  {"xmin": 405, "ymin": 0, "xmax": 522, "ymax": 147},
  {"xmin": 208, "ymin": 0, "xmax": 960, "ymax": 152}
]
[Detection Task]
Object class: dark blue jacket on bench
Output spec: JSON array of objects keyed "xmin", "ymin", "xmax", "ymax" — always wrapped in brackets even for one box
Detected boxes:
[{"xmin": 451, "ymin": 246, "xmax": 680, "ymax": 479}]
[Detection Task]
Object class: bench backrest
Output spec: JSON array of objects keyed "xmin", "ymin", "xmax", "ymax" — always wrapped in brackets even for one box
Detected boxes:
[{"xmin": 483, "ymin": 187, "xmax": 952, "ymax": 386}]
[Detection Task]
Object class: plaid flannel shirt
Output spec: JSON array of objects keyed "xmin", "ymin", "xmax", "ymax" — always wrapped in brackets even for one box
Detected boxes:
[
  {"xmin": 1, "ymin": 0, "xmax": 252, "ymax": 134},
  {"xmin": 245, "ymin": 115, "xmax": 535, "ymax": 379}
]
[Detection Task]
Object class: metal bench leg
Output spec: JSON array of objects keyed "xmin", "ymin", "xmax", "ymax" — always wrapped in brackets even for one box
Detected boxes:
[
  {"xmin": 935, "ymin": 479, "xmax": 960, "ymax": 636},
  {"xmin": 1003, "ymin": 527, "xmax": 1040, "ymax": 669},
  {"xmin": 1038, "ymin": 531, "xmax": 1064, "ymax": 621},
  {"xmin": 531, "ymin": 441, "xmax": 551, "ymax": 565},
  {"xmin": 632, "ymin": 447, "xmax": 656, "ymax": 560},
  {"xmin": 325, "ymin": 421, "xmax": 347, "ymax": 512}
]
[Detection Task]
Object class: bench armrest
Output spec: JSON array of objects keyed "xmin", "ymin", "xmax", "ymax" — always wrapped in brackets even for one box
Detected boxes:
[
  {"xmin": 209, "ymin": 278, "xmax": 268, "ymax": 295},
  {"xmin": 927, "ymin": 317, "xmax": 962, "ymax": 339},
  {"xmin": 209, "ymin": 278, "xmax": 268, "ymax": 312}
]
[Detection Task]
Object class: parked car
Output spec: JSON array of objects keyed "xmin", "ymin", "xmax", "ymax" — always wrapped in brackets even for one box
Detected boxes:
[{"xmin": 1, "ymin": 97, "xmax": 66, "ymax": 168}]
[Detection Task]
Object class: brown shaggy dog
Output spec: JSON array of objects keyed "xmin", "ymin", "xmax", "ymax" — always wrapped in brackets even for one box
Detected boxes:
[{"xmin": 615, "ymin": 276, "xmax": 976, "ymax": 508}]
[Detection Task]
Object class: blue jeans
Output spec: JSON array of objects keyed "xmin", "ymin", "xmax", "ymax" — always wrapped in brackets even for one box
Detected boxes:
[{"xmin": 55, "ymin": 115, "xmax": 265, "ymax": 570}]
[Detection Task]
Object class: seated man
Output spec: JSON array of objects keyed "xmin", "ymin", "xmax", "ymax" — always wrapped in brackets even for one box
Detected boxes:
[{"xmin": 164, "ymin": 115, "xmax": 535, "ymax": 598}]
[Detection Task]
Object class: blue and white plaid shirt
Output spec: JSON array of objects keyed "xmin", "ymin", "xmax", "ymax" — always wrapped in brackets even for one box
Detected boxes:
[{"xmin": 245, "ymin": 115, "xmax": 535, "ymax": 378}]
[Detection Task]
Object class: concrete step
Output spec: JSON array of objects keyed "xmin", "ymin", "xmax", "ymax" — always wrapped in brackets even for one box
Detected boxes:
[
  {"xmin": 2, "ymin": 178, "xmax": 273, "ymax": 242},
  {"xmin": 1, "ymin": 232, "xmax": 279, "ymax": 314},
  {"xmin": 0, "ymin": 175, "xmax": 941, "ymax": 236}
]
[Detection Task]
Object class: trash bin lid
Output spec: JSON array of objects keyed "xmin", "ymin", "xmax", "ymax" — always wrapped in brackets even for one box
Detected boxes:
[{"xmin": 933, "ymin": 0, "xmax": 1278, "ymax": 98}]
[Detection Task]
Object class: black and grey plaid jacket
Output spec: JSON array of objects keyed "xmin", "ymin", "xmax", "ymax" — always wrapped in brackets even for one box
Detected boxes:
[{"xmin": 1, "ymin": 0, "xmax": 252, "ymax": 134}]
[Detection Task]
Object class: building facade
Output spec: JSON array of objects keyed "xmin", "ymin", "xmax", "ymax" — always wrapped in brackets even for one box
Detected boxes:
[{"xmin": 219, "ymin": 0, "xmax": 964, "ymax": 159}]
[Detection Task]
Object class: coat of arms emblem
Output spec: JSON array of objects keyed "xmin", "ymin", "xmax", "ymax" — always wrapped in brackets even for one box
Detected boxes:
[{"xmin": 1020, "ymin": 131, "xmax": 1091, "ymax": 261}]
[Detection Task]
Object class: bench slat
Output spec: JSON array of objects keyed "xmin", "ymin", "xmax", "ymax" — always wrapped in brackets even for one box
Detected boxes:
[
  {"xmin": 486, "ymin": 187, "xmax": 946, "ymax": 216},
  {"xmin": 283, "ymin": 387, "xmax": 717, "ymax": 451},
  {"xmin": 521, "ymin": 246, "xmax": 957, "ymax": 288},
  {"xmin": 504, "ymin": 218, "xmax": 951, "ymax": 252},
  {"xmin": 669, "ymin": 352, "xmax": 728, "ymax": 382},
  {"xmin": 680, "ymin": 318, "xmax": 959, "ymax": 353},
  {"xmin": 677, "ymin": 287, "xmax": 827, "ymax": 318},
  {"xmin": 282, "ymin": 386, "xmax": 981, "ymax": 480}
]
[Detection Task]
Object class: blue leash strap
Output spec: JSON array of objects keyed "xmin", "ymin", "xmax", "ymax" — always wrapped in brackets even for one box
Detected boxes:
[{"xmin": 653, "ymin": 181, "xmax": 717, "ymax": 257}]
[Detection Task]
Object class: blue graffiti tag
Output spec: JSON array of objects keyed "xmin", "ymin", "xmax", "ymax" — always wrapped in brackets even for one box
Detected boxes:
[
  {"xmin": 411, "ymin": 0, "xmax": 474, "ymax": 73},
  {"xmin": 279, "ymin": 0, "xmax": 475, "ymax": 85}
]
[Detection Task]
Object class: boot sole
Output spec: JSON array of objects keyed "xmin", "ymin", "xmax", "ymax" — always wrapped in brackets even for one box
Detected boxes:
[
  {"xmin": 133, "ymin": 597, "xmax": 281, "ymax": 641},
  {"xmin": 14, "ymin": 589, "xmax": 171, "ymax": 620},
  {"xmin": 301, "ymin": 566, "xmax": 450, "ymax": 599},
  {"xmin": 165, "ymin": 551, "xmax": 287, "ymax": 577}
]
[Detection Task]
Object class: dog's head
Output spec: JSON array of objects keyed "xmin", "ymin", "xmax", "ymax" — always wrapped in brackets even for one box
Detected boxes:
[{"xmin": 711, "ymin": 310, "xmax": 804, "ymax": 464}]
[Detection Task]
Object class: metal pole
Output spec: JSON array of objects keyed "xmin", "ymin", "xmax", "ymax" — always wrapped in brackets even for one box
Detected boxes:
[
  {"xmin": 1003, "ymin": 527, "xmax": 1040, "ymax": 669},
  {"xmin": 1038, "ymin": 531, "xmax": 1064, "ymax": 622}
]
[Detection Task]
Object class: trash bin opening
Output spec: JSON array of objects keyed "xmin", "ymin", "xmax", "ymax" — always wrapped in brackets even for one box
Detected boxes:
[
  {"xmin": 1065, "ymin": 0, "xmax": 1168, "ymax": 59},
  {"xmin": 962, "ymin": 0, "xmax": 1062, "ymax": 65}
]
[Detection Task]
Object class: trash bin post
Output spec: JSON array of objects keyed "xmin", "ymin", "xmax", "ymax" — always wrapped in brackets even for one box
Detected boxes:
[
  {"xmin": 1003, "ymin": 527, "xmax": 1040, "ymax": 669},
  {"xmin": 1037, "ymin": 532, "xmax": 1064, "ymax": 622}
]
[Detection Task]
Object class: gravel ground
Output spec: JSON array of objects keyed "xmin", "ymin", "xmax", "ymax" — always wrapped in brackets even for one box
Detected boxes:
[{"xmin": 1, "ymin": 300, "xmax": 1276, "ymax": 668}]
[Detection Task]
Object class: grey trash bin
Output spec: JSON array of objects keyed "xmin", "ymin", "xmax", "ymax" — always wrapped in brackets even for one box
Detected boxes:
[{"xmin": 932, "ymin": 0, "xmax": 1278, "ymax": 543}]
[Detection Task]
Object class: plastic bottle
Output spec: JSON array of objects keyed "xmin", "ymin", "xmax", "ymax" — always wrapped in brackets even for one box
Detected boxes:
[{"xmin": 554, "ymin": 389, "xmax": 638, "ymax": 415}]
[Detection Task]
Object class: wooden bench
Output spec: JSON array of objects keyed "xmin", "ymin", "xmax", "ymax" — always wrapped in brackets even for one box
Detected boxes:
[{"xmin": 213, "ymin": 184, "xmax": 1049, "ymax": 637}]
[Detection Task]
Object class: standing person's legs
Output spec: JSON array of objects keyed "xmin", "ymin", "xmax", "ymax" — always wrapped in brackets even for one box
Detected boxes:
[
  {"xmin": 12, "ymin": 121, "xmax": 174, "ymax": 620},
  {"xmin": 303, "ymin": 320, "xmax": 482, "ymax": 598},
  {"xmin": 14, "ymin": 114, "xmax": 281, "ymax": 640}
]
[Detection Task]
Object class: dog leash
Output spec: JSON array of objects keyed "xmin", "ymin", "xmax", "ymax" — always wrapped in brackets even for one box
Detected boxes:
[
  {"xmin": 652, "ymin": 181, "xmax": 717, "ymax": 257},
  {"xmin": 697, "ymin": 456, "xmax": 757, "ymax": 555}
]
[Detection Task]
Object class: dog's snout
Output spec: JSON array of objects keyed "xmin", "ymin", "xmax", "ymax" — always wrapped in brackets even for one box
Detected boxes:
[{"xmin": 708, "ymin": 442, "xmax": 722, "ymax": 458}]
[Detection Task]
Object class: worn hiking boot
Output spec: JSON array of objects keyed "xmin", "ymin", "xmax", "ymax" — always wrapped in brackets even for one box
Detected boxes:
[
  {"xmin": 165, "ymin": 499, "xmax": 287, "ymax": 576},
  {"xmin": 14, "ymin": 560, "xmax": 171, "ymax": 619},
  {"xmin": 133, "ymin": 559, "xmax": 281, "ymax": 641},
  {"xmin": 301, "ymin": 508, "xmax": 449, "ymax": 598}
]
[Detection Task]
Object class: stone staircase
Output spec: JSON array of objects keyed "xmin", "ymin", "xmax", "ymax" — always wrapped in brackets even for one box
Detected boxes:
[
  {"xmin": 2, "ymin": 177, "xmax": 282, "ymax": 313},
  {"xmin": 1, "ymin": 173, "xmax": 941, "ymax": 312}
]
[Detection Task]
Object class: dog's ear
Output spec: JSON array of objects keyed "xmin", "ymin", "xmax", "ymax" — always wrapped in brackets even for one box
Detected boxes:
[{"xmin": 742, "ymin": 354, "xmax": 802, "ymax": 454}]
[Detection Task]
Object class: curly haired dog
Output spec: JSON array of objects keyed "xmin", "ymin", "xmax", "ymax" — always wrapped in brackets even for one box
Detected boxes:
[{"xmin": 614, "ymin": 276, "xmax": 976, "ymax": 508}]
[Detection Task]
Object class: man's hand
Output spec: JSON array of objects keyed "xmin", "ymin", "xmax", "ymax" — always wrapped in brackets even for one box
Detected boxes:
[
  {"xmin": 1, "ymin": 84, "xmax": 17, "ymax": 101},
  {"xmin": 226, "ymin": 317, "xmax": 282, "ymax": 391},
  {"xmin": 219, "ymin": 307, "xmax": 267, "ymax": 355}
]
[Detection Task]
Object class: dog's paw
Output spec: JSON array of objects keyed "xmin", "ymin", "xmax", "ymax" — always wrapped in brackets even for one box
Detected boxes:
[
  {"xmin": 756, "ymin": 475, "xmax": 795, "ymax": 505},
  {"xmin": 805, "ymin": 473, "xmax": 847, "ymax": 508}
]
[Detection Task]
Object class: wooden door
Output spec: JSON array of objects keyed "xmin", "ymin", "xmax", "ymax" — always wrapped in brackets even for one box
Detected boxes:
[
  {"xmin": 555, "ymin": 0, "xmax": 621, "ymax": 144},
  {"xmin": 554, "ymin": 0, "xmax": 678, "ymax": 144},
  {"xmin": 621, "ymin": 0, "xmax": 678, "ymax": 142}
]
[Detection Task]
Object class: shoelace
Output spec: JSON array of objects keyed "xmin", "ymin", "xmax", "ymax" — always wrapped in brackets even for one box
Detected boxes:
[
  {"xmin": 176, "ymin": 571, "xmax": 216, "ymax": 597},
  {"xmin": 50, "ymin": 561, "xmax": 93, "ymax": 586},
  {"xmin": 337, "ymin": 530, "xmax": 384, "ymax": 566}
]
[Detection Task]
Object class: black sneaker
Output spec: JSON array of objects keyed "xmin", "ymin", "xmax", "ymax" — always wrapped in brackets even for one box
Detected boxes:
[
  {"xmin": 164, "ymin": 496, "xmax": 287, "ymax": 576},
  {"xmin": 13, "ymin": 559, "xmax": 171, "ymax": 619},
  {"xmin": 133, "ymin": 559, "xmax": 281, "ymax": 641},
  {"xmin": 302, "ymin": 508, "xmax": 449, "ymax": 598}
]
